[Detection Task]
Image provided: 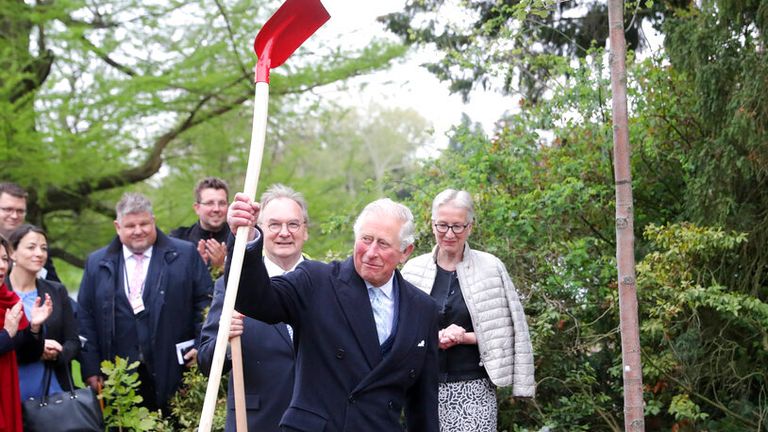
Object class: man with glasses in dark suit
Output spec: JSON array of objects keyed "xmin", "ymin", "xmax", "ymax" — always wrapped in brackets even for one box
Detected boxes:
[
  {"xmin": 171, "ymin": 177, "xmax": 231, "ymax": 273},
  {"xmin": 198, "ymin": 184, "xmax": 309, "ymax": 431}
]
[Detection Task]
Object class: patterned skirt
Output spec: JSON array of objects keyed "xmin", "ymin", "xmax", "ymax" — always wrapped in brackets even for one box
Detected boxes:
[{"xmin": 438, "ymin": 378, "xmax": 497, "ymax": 432}]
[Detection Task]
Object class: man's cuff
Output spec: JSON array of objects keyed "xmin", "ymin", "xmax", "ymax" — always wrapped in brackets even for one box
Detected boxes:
[{"xmin": 245, "ymin": 227, "xmax": 262, "ymax": 251}]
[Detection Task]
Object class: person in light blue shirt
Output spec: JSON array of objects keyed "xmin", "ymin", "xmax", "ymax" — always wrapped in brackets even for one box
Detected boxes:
[{"xmin": 6, "ymin": 225, "xmax": 73, "ymax": 400}]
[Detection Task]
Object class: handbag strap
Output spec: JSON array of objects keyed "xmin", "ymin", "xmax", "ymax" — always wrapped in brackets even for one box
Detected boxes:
[
  {"xmin": 41, "ymin": 362, "xmax": 78, "ymax": 402},
  {"xmin": 62, "ymin": 361, "xmax": 76, "ymax": 394},
  {"xmin": 40, "ymin": 364, "xmax": 54, "ymax": 403}
]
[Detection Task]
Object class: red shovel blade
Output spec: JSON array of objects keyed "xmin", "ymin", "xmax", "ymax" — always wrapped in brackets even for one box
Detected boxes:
[{"xmin": 254, "ymin": 0, "xmax": 330, "ymax": 82}]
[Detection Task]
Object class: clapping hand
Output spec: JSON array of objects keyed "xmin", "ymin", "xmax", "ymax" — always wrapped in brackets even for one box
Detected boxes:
[
  {"xmin": 3, "ymin": 301, "xmax": 24, "ymax": 338},
  {"xmin": 29, "ymin": 293, "xmax": 53, "ymax": 333},
  {"xmin": 198, "ymin": 238, "xmax": 227, "ymax": 268}
]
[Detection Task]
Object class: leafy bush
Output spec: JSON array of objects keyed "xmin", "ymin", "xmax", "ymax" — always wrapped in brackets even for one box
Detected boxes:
[
  {"xmin": 100, "ymin": 357, "xmax": 227, "ymax": 431},
  {"xmin": 100, "ymin": 357, "xmax": 161, "ymax": 431},
  {"xmin": 390, "ymin": 44, "xmax": 768, "ymax": 429},
  {"xmin": 163, "ymin": 365, "xmax": 228, "ymax": 431}
]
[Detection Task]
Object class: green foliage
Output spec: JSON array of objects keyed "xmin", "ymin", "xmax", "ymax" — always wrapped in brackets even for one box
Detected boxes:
[
  {"xmin": 638, "ymin": 223, "xmax": 766, "ymax": 429},
  {"xmin": 656, "ymin": 2, "xmax": 768, "ymax": 295},
  {"xmin": 669, "ymin": 394, "xmax": 708, "ymax": 422},
  {"xmin": 100, "ymin": 358, "xmax": 227, "ymax": 431},
  {"xmin": 1, "ymin": 0, "xmax": 407, "ymax": 273},
  {"xmin": 390, "ymin": 15, "xmax": 768, "ymax": 425},
  {"xmin": 163, "ymin": 365, "xmax": 227, "ymax": 432},
  {"xmin": 380, "ymin": 0, "xmax": 681, "ymax": 101},
  {"xmin": 100, "ymin": 357, "xmax": 161, "ymax": 431}
]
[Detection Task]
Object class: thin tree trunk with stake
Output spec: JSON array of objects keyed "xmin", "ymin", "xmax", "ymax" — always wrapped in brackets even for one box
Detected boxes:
[{"xmin": 607, "ymin": 0, "xmax": 645, "ymax": 430}]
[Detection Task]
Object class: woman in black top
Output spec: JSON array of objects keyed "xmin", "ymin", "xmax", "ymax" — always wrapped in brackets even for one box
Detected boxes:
[
  {"xmin": 402, "ymin": 189, "xmax": 536, "ymax": 431},
  {"xmin": 8, "ymin": 224, "xmax": 79, "ymax": 399}
]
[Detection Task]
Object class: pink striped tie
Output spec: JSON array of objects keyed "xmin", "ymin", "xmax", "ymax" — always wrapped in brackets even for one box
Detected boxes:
[{"xmin": 129, "ymin": 253, "xmax": 145, "ymax": 300}]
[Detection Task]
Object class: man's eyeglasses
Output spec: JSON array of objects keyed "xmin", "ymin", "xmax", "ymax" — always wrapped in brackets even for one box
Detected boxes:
[
  {"xmin": 198, "ymin": 201, "xmax": 228, "ymax": 208},
  {"xmin": 266, "ymin": 221, "xmax": 303, "ymax": 233},
  {"xmin": 0, "ymin": 207, "xmax": 26, "ymax": 216},
  {"xmin": 434, "ymin": 223, "xmax": 470, "ymax": 234}
]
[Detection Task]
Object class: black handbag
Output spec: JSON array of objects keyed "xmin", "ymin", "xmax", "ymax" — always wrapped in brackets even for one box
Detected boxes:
[{"xmin": 21, "ymin": 364, "xmax": 104, "ymax": 432}]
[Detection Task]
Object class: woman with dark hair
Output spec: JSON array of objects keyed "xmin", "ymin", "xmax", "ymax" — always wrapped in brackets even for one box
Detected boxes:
[
  {"xmin": 0, "ymin": 234, "xmax": 51, "ymax": 432},
  {"xmin": 7, "ymin": 224, "xmax": 78, "ymax": 400}
]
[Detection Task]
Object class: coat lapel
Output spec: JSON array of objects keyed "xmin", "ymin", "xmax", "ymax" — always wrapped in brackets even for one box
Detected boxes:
[
  {"xmin": 275, "ymin": 323, "xmax": 293, "ymax": 349},
  {"xmin": 354, "ymin": 272, "xmax": 421, "ymax": 391},
  {"xmin": 386, "ymin": 273, "xmax": 421, "ymax": 362},
  {"xmin": 145, "ymin": 231, "xmax": 177, "ymax": 336},
  {"xmin": 99, "ymin": 238, "xmax": 123, "ymax": 360},
  {"xmin": 335, "ymin": 258, "xmax": 382, "ymax": 369}
]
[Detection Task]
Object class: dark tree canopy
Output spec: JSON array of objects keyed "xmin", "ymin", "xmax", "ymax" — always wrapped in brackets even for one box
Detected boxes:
[{"xmin": 381, "ymin": 0, "xmax": 690, "ymax": 102}]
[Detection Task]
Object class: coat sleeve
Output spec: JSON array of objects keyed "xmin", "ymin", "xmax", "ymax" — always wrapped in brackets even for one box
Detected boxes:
[
  {"xmin": 0, "ymin": 329, "xmax": 12, "ymax": 354},
  {"xmin": 52, "ymin": 284, "xmax": 81, "ymax": 366},
  {"xmin": 77, "ymin": 257, "xmax": 103, "ymax": 380},
  {"xmin": 499, "ymin": 259, "xmax": 536, "ymax": 397},
  {"xmin": 405, "ymin": 300, "xmax": 440, "ymax": 432},
  {"xmin": 14, "ymin": 328, "xmax": 44, "ymax": 364},
  {"xmin": 197, "ymin": 277, "xmax": 231, "ymax": 376},
  {"xmin": 0, "ymin": 328, "xmax": 40, "ymax": 358},
  {"xmin": 190, "ymin": 251, "xmax": 214, "ymax": 343},
  {"xmin": 230, "ymin": 230, "xmax": 304, "ymax": 326}
]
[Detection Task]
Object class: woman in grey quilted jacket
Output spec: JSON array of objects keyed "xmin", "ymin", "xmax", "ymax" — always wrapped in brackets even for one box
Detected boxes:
[{"xmin": 401, "ymin": 189, "xmax": 535, "ymax": 432}]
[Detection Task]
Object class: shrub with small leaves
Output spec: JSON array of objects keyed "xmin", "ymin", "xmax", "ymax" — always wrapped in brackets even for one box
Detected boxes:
[{"xmin": 100, "ymin": 357, "xmax": 161, "ymax": 431}]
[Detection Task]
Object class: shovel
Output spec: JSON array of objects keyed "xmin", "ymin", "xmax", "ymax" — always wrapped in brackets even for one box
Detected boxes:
[{"xmin": 198, "ymin": 1, "xmax": 329, "ymax": 430}]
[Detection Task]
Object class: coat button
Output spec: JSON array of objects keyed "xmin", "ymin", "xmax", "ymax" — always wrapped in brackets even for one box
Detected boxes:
[
  {"xmin": 348, "ymin": 395, "xmax": 356, "ymax": 403},
  {"xmin": 336, "ymin": 348, "xmax": 345, "ymax": 359},
  {"xmin": 387, "ymin": 401, "xmax": 394, "ymax": 409},
  {"xmin": 408, "ymin": 369, "xmax": 416, "ymax": 378}
]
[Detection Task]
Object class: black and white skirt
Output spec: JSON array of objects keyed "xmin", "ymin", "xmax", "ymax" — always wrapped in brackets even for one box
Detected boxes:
[{"xmin": 437, "ymin": 378, "xmax": 497, "ymax": 432}]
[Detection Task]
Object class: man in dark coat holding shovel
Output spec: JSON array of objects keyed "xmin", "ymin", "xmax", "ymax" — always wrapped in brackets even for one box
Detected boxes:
[
  {"xmin": 226, "ymin": 194, "xmax": 439, "ymax": 432},
  {"xmin": 198, "ymin": 184, "xmax": 311, "ymax": 431}
]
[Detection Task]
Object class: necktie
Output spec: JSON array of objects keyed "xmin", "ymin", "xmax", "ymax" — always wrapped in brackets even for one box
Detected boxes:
[
  {"xmin": 129, "ymin": 253, "xmax": 145, "ymax": 301},
  {"xmin": 368, "ymin": 287, "xmax": 390, "ymax": 345},
  {"xmin": 281, "ymin": 269, "xmax": 294, "ymax": 341}
]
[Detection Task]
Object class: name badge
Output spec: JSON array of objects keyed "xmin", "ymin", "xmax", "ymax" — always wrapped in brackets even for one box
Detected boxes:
[{"xmin": 130, "ymin": 294, "xmax": 145, "ymax": 314}]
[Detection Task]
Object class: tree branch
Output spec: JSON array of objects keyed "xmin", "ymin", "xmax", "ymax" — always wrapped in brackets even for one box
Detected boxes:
[
  {"xmin": 79, "ymin": 35, "xmax": 137, "ymax": 77},
  {"xmin": 9, "ymin": 50, "xmax": 54, "ymax": 103},
  {"xmin": 43, "ymin": 90, "xmax": 249, "ymax": 211},
  {"xmin": 41, "ymin": 47, "xmax": 404, "ymax": 212},
  {"xmin": 578, "ymin": 214, "xmax": 615, "ymax": 247},
  {"xmin": 213, "ymin": 0, "xmax": 251, "ymax": 79},
  {"xmin": 49, "ymin": 246, "xmax": 86, "ymax": 268}
]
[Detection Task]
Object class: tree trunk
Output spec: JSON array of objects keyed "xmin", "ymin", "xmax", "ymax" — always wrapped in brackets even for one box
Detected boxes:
[{"xmin": 607, "ymin": 1, "xmax": 645, "ymax": 430}]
